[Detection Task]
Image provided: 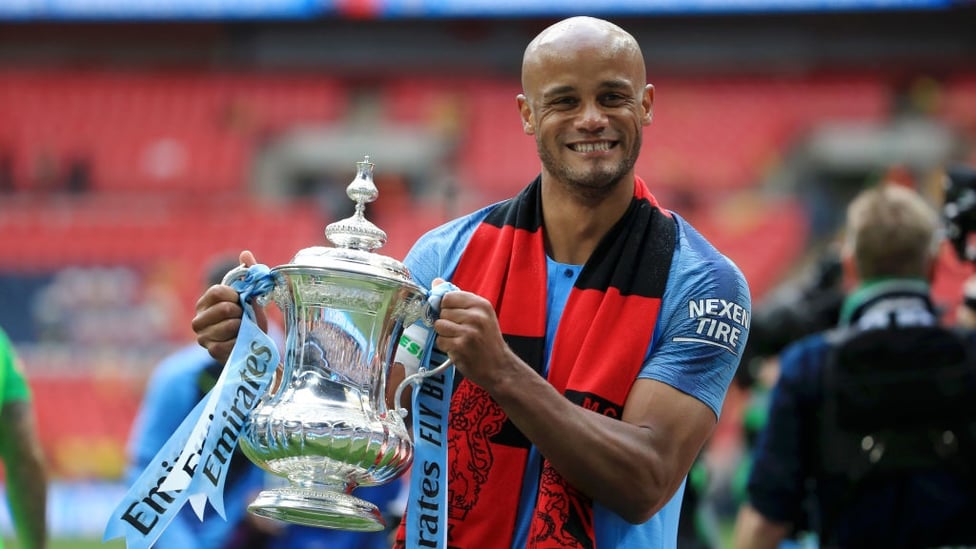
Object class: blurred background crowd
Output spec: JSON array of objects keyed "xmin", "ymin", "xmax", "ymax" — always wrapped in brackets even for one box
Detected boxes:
[{"xmin": 0, "ymin": 0, "xmax": 974, "ymax": 547}]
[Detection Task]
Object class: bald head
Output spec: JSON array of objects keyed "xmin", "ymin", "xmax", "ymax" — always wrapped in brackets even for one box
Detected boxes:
[
  {"xmin": 521, "ymin": 17, "xmax": 646, "ymax": 94},
  {"xmin": 515, "ymin": 16, "xmax": 653, "ymax": 198}
]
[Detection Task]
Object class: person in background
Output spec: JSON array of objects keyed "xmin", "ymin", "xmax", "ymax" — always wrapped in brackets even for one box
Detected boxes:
[
  {"xmin": 192, "ymin": 16, "xmax": 750, "ymax": 548},
  {"xmin": 733, "ymin": 182, "xmax": 976, "ymax": 548},
  {"xmin": 0, "ymin": 326, "xmax": 48, "ymax": 549},
  {"xmin": 955, "ymin": 273, "xmax": 976, "ymax": 328},
  {"xmin": 718, "ymin": 246, "xmax": 845, "ymax": 547},
  {"xmin": 127, "ymin": 258, "xmax": 402, "ymax": 548}
]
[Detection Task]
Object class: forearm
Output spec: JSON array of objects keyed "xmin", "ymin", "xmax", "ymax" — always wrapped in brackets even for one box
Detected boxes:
[
  {"xmin": 0, "ymin": 405, "xmax": 48, "ymax": 549},
  {"xmin": 6, "ymin": 461, "xmax": 48, "ymax": 549},
  {"xmin": 485, "ymin": 353, "xmax": 685, "ymax": 522}
]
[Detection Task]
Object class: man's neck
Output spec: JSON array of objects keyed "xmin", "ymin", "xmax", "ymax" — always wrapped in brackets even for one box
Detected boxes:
[{"xmin": 540, "ymin": 175, "xmax": 635, "ymax": 265}]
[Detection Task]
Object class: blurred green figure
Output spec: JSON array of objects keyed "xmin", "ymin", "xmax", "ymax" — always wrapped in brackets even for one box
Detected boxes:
[{"xmin": 0, "ymin": 327, "xmax": 48, "ymax": 549}]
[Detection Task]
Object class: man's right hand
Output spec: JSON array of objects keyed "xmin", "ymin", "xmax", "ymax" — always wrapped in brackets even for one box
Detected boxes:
[{"xmin": 191, "ymin": 250, "xmax": 268, "ymax": 364}]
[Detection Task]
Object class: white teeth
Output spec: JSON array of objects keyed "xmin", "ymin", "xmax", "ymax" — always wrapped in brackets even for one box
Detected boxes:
[{"xmin": 572, "ymin": 142, "xmax": 611, "ymax": 152}]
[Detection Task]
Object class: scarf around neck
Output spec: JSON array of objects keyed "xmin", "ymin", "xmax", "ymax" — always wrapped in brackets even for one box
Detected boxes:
[{"xmin": 401, "ymin": 175, "xmax": 676, "ymax": 549}]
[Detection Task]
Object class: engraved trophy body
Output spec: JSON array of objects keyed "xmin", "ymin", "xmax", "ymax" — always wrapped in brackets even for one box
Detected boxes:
[{"xmin": 235, "ymin": 157, "xmax": 431, "ymax": 531}]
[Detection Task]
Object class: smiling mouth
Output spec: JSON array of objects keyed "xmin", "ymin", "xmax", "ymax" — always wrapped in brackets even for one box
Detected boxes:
[{"xmin": 569, "ymin": 141, "xmax": 616, "ymax": 153}]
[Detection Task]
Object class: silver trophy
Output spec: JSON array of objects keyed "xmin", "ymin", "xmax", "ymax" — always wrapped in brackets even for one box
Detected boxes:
[{"xmin": 227, "ymin": 156, "xmax": 446, "ymax": 532}]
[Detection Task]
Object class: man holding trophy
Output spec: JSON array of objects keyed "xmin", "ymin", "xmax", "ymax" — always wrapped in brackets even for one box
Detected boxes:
[{"xmin": 192, "ymin": 16, "xmax": 750, "ymax": 549}]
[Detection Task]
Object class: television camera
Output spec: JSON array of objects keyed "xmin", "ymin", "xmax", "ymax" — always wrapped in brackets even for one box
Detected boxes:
[{"xmin": 943, "ymin": 164, "xmax": 976, "ymax": 263}]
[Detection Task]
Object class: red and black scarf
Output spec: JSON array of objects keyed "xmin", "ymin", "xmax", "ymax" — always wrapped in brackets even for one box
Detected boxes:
[{"xmin": 400, "ymin": 175, "xmax": 675, "ymax": 548}]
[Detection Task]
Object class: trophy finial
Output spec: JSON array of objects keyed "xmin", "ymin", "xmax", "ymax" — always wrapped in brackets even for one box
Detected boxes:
[{"xmin": 325, "ymin": 155, "xmax": 388, "ymax": 252}]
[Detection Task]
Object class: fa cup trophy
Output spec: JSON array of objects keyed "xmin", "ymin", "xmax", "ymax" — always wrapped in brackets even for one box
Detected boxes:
[{"xmin": 232, "ymin": 156, "xmax": 440, "ymax": 532}]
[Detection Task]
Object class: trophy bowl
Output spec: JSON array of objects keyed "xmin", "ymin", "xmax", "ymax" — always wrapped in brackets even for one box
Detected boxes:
[{"xmin": 234, "ymin": 156, "xmax": 430, "ymax": 531}]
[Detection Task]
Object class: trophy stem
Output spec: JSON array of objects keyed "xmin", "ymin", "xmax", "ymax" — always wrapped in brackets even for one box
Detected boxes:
[{"xmin": 247, "ymin": 485, "xmax": 386, "ymax": 532}]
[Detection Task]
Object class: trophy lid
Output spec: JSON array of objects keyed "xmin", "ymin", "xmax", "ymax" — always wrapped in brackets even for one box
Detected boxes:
[
  {"xmin": 277, "ymin": 156, "xmax": 418, "ymax": 287},
  {"xmin": 325, "ymin": 155, "xmax": 387, "ymax": 253}
]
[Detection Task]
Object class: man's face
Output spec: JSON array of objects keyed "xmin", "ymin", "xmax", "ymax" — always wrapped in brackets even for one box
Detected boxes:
[{"xmin": 519, "ymin": 41, "xmax": 652, "ymax": 197}]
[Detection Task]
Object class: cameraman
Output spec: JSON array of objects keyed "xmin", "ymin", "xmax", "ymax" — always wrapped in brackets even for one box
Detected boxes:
[
  {"xmin": 733, "ymin": 182, "xmax": 976, "ymax": 548},
  {"xmin": 946, "ymin": 165, "xmax": 976, "ymax": 329}
]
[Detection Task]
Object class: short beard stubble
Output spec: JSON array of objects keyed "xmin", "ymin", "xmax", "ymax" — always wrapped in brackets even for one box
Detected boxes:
[{"xmin": 535, "ymin": 133, "xmax": 642, "ymax": 202}]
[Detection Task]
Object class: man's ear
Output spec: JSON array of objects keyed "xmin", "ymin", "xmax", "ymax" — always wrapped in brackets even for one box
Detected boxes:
[
  {"xmin": 517, "ymin": 94, "xmax": 535, "ymax": 135},
  {"xmin": 642, "ymin": 84, "xmax": 655, "ymax": 126}
]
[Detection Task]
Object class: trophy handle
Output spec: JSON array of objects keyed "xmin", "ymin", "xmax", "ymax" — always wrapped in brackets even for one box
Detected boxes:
[
  {"xmin": 392, "ymin": 280, "xmax": 460, "ymax": 418},
  {"xmin": 221, "ymin": 264, "xmax": 250, "ymax": 286},
  {"xmin": 393, "ymin": 355, "xmax": 453, "ymax": 419},
  {"xmin": 221, "ymin": 264, "xmax": 274, "ymax": 306}
]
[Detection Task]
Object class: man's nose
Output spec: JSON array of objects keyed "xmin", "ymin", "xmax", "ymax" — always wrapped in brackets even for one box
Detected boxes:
[{"xmin": 576, "ymin": 101, "xmax": 608, "ymax": 131}]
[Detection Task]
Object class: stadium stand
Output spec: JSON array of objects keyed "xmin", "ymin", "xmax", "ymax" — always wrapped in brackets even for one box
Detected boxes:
[
  {"xmin": 0, "ymin": 64, "xmax": 973, "ymax": 495},
  {"xmin": 0, "ymin": 6, "xmax": 970, "ymax": 545}
]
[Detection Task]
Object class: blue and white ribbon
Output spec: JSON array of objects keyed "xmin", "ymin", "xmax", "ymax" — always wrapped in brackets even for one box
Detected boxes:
[
  {"xmin": 104, "ymin": 265, "xmax": 279, "ymax": 549},
  {"xmin": 405, "ymin": 281, "xmax": 457, "ymax": 549}
]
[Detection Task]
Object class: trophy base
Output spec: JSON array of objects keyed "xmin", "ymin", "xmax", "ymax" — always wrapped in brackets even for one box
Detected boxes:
[{"xmin": 247, "ymin": 486, "xmax": 386, "ymax": 532}]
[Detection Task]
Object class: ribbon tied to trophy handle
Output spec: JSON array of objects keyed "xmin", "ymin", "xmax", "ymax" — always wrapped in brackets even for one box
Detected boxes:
[
  {"xmin": 104, "ymin": 262, "xmax": 282, "ymax": 549},
  {"xmin": 393, "ymin": 280, "xmax": 458, "ymax": 418},
  {"xmin": 222, "ymin": 263, "xmax": 275, "ymax": 306}
]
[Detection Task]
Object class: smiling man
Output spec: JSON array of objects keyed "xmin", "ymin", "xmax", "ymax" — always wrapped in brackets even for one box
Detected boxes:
[{"xmin": 193, "ymin": 16, "xmax": 751, "ymax": 549}]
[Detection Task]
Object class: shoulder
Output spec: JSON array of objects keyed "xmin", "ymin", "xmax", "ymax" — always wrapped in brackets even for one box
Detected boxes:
[
  {"xmin": 660, "ymin": 213, "xmax": 752, "ymax": 348},
  {"xmin": 409, "ymin": 201, "xmax": 501, "ymax": 252},
  {"xmin": 136, "ymin": 345, "xmax": 215, "ymax": 427},
  {"xmin": 149, "ymin": 344, "xmax": 215, "ymax": 386},
  {"xmin": 639, "ymin": 214, "xmax": 752, "ymax": 417},
  {"xmin": 0, "ymin": 328, "xmax": 30, "ymax": 404},
  {"xmin": 671, "ymin": 212, "xmax": 748, "ymax": 286},
  {"xmin": 777, "ymin": 331, "xmax": 832, "ymax": 391},
  {"xmin": 404, "ymin": 201, "xmax": 504, "ymax": 287},
  {"xmin": 945, "ymin": 325, "xmax": 976, "ymax": 349}
]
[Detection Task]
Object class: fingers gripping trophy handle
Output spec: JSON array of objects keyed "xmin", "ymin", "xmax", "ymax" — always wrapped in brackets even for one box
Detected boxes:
[
  {"xmin": 221, "ymin": 264, "xmax": 274, "ymax": 306},
  {"xmin": 393, "ymin": 282, "xmax": 458, "ymax": 418}
]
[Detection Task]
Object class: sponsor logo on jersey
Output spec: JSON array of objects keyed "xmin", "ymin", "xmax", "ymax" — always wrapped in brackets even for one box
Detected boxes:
[{"xmin": 673, "ymin": 298, "xmax": 749, "ymax": 354}]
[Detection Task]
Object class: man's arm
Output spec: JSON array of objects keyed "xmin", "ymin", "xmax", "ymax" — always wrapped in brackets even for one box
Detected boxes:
[
  {"xmin": 433, "ymin": 289, "xmax": 716, "ymax": 523},
  {"xmin": 0, "ymin": 400, "xmax": 48, "ymax": 549},
  {"xmin": 733, "ymin": 503, "xmax": 791, "ymax": 549},
  {"xmin": 505, "ymin": 370, "xmax": 714, "ymax": 524}
]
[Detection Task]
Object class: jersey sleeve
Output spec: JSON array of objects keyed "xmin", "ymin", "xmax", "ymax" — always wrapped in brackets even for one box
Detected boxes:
[
  {"xmin": 403, "ymin": 204, "xmax": 492, "ymax": 291},
  {"xmin": 638, "ymin": 216, "xmax": 752, "ymax": 419}
]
